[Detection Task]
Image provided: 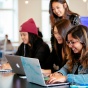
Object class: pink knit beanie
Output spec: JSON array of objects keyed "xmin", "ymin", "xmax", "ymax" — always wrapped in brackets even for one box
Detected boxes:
[{"xmin": 20, "ymin": 18, "xmax": 38, "ymax": 35}]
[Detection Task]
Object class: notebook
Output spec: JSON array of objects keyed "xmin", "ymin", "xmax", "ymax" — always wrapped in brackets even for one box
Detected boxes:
[
  {"xmin": 5, "ymin": 55, "xmax": 25, "ymax": 75},
  {"xmin": 21, "ymin": 56, "xmax": 69, "ymax": 86}
]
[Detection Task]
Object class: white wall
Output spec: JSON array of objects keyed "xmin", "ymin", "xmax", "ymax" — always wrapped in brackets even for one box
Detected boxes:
[{"xmin": 69, "ymin": 0, "xmax": 88, "ymax": 16}]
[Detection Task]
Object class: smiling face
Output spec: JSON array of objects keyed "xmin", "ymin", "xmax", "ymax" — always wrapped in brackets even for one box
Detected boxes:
[
  {"xmin": 53, "ymin": 26, "xmax": 63, "ymax": 44},
  {"xmin": 20, "ymin": 32, "xmax": 29, "ymax": 44},
  {"xmin": 67, "ymin": 33, "xmax": 83, "ymax": 54},
  {"xmin": 52, "ymin": 2, "xmax": 66, "ymax": 17}
]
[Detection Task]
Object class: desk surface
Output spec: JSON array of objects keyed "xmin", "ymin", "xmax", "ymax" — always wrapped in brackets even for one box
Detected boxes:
[{"xmin": 0, "ymin": 72, "xmax": 70, "ymax": 88}]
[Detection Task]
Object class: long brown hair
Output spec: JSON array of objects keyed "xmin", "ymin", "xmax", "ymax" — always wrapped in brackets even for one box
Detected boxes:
[
  {"xmin": 49, "ymin": 0, "xmax": 79, "ymax": 26},
  {"xmin": 52, "ymin": 19, "xmax": 72, "ymax": 61},
  {"xmin": 66, "ymin": 25, "xmax": 88, "ymax": 72}
]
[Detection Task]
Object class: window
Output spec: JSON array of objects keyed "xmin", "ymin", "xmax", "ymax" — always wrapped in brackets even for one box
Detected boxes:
[
  {"xmin": 41, "ymin": 0, "xmax": 51, "ymax": 44},
  {"xmin": 0, "ymin": 0, "xmax": 18, "ymax": 42}
]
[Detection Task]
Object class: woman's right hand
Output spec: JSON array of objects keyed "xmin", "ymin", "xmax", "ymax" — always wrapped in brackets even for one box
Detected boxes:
[{"xmin": 47, "ymin": 72, "xmax": 66, "ymax": 84}]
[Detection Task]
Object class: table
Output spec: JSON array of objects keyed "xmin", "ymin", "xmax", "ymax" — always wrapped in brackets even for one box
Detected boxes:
[{"xmin": 0, "ymin": 72, "xmax": 70, "ymax": 88}]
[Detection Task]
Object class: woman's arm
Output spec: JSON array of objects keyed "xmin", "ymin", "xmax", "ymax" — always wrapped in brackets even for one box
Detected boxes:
[
  {"xmin": 58, "ymin": 63, "xmax": 69, "ymax": 76},
  {"xmin": 67, "ymin": 74, "xmax": 88, "ymax": 84}
]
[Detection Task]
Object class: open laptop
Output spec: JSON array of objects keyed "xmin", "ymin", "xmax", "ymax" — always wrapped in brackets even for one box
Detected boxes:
[
  {"xmin": 5, "ymin": 55, "xmax": 25, "ymax": 75},
  {"xmin": 21, "ymin": 56, "xmax": 69, "ymax": 87}
]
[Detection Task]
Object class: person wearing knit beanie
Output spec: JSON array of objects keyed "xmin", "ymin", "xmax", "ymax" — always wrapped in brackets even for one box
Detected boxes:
[
  {"xmin": 20, "ymin": 18, "xmax": 38, "ymax": 35},
  {"xmin": 19, "ymin": 18, "xmax": 38, "ymax": 45},
  {"xmin": 15, "ymin": 18, "xmax": 50, "ymax": 70}
]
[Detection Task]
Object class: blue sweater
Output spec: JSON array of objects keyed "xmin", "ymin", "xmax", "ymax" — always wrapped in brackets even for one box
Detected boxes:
[{"xmin": 58, "ymin": 62, "xmax": 88, "ymax": 84}]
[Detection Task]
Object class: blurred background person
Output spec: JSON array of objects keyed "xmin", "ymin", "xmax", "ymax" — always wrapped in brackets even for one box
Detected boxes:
[{"xmin": 0, "ymin": 34, "xmax": 14, "ymax": 51}]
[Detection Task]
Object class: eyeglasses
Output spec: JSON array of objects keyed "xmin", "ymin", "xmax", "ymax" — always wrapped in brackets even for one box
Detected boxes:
[{"xmin": 66, "ymin": 40, "xmax": 79, "ymax": 45}]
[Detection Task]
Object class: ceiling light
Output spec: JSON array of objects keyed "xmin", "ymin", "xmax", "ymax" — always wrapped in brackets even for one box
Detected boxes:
[
  {"xmin": 83, "ymin": 0, "xmax": 87, "ymax": 2},
  {"xmin": 25, "ymin": 0, "xmax": 29, "ymax": 4}
]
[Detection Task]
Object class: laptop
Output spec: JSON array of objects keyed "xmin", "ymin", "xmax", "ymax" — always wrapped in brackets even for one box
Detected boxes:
[
  {"xmin": 21, "ymin": 56, "xmax": 69, "ymax": 86},
  {"xmin": 5, "ymin": 55, "xmax": 25, "ymax": 75}
]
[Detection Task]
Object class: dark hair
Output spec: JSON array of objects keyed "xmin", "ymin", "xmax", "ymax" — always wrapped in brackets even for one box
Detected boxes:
[
  {"xmin": 52, "ymin": 19, "xmax": 71, "ymax": 61},
  {"xmin": 49, "ymin": 0, "xmax": 79, "ymax": 26},
  {"xmin": 28, "ymin": 33, "xmax": 37, "ymax": 47},
  {"xmin": 37, "ymin": 27, "xmax": 43, "ymax": 38},
  {"xmin": 28, "ymin": 33, "xmax": 42, "ymax": 48},
  {"xmin": 66, "ymin": 25, "xmax": 88, "ymax": 71}
]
